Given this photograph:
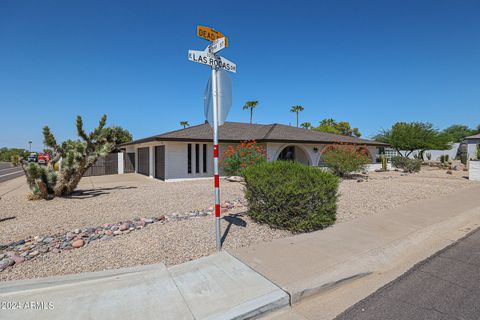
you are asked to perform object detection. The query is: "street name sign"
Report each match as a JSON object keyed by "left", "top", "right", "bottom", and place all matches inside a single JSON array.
[
  {"left": 188, "top": 50, "right": 237, "bottom": 73},
  {"left": 197, "top": 26, "right": 229, "bottom": 47},
  {"left": 208, "top": 37, "right": 226, "bottom": 54}
]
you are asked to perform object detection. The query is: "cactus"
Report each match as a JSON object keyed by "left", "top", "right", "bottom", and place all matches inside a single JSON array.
[
  {"left": 21, "top": 114, "right": 117, "bottom": 199},
  {"left": 380, "top": 154, "right": 388, "bottom": 171},
  {"left": 426, "top": 153, "right": 432, "bottom": 161}
]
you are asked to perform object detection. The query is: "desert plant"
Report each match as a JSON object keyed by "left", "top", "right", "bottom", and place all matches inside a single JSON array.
[
  {"left": 426, "top": 153, "right": 432, "bottom": 160},
  {"left": 445, "top": 154, "right": 450, "bottom": 163},
  {"left": 440, "top": 155, "right": 445, "bottom": 163},
  {"left": 391, "top": 156, "right": 422, "bottom": 173},
  {"left": 21, "top": 114, "right": 120, "bottom": 199},
  {"left": 10, "top": 154, "right": 20, "bottom": 167},
  {"left": 477, "top": 146, "right": 480, "bottom": 160},
  {"left": 242, "top": 161, "right": 339, "bottom": 233},
  {"left": 321, "top": 144, "right": 371, "bottom": 177},
  {"left": 380, "top": 154, "right": 388, "bottom": 171},
  {"left": 220, "top": 141, "right": 267, "bottom": 176}
]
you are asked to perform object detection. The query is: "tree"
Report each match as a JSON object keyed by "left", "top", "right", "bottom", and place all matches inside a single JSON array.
[
  {"left": 313, "top": 118, "right": 362, "bottom": 137},
  {"left": 21, "top": 114, "right": 118, "bottom": 199},
  {"left": 180, "top": 121, "right": 190, "bottom": 129},
  {"left": 243, "top": 101, "right": 259, "bottom": 126},
  {"left": 290, "top": 105, "right": 304, "bottom": 127},
  {"left": 375, "top": 122, "right": 451, "bottom": 158},
  {"left": 0, "top": 148, "right": 29, "bottom": 162},
  {"left": 300, "top": 122, "right": 312, "bottom": 130},
  {"left": 102, "top": 126, "right": 133, "bottom": 144},
  {"left": 442, "top": 124, "right": 479, "bottom": 143}
]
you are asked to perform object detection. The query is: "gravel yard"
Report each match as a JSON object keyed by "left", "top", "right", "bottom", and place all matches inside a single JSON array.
[{"left": 0, "top": 167, "right": 477, "bottom": 281}]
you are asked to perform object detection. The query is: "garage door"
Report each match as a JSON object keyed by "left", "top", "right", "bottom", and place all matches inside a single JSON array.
[
  {"left": 137, "top": 147, "right": 149, "bottom": 176},
  {"left": 155, "top": 146, "right": 165, "bottom": 180},
  {"left": 124, "top": 152, "right": 135, "bottom": 173}
]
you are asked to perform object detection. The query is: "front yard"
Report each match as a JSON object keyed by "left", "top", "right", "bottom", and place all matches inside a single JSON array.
[{"left": 0, "top": 167, "right": 476, "bottom": 281}]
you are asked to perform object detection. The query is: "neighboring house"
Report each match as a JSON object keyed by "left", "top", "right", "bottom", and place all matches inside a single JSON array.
[
  {"left": 465, "top": 133, "right": 480, "bottom": 160},
  {"left": 119, "top": 122, "right": 388, "bottom": 181}
]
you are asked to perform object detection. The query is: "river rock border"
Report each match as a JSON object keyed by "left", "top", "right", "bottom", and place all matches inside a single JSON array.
[{"left": 0, "top": 198, "right": 247, "bottom": 272}]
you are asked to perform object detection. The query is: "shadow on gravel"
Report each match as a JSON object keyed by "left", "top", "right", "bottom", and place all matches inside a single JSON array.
[
  {"left": 66, "top": 186, "right": 137, "bottom": 199},
  {"left": 221, "top": 213, "right": 247, "bottom": 245}
]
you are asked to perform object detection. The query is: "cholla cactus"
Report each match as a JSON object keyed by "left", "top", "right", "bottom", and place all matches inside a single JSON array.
[{"left": 22, "top": 114, "right": 116, "bottom": 199}]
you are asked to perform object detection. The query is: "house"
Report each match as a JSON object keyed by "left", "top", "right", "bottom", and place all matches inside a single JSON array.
[
  {"left": 119, "top": 122, "right": 388, "bottom": 181},
  {"left": 465, "top": 133, "right": 480, "bottom": 160}
]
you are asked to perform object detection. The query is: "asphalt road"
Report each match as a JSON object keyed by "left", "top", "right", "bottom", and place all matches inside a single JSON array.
[
  {"left": 0, "top": 161, "right": 24, "bottom": 183},
  {"left": 336, "top": 228, "right": 480, "bottom": 320}
]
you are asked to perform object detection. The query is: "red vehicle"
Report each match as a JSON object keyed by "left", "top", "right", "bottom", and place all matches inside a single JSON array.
[{"left": 37, "top": 153, "right": 52, "bottom": 165}]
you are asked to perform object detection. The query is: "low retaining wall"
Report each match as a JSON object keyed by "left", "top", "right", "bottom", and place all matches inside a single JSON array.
[{"left": 470, "top": 161, "right": 480, "bottom": 181}]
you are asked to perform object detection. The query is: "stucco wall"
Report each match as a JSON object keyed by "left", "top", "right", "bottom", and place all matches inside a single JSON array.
[
  {"left": 469, "top": 161, "right": 480, "bottom": 181},
  {"left": 165, "top": 142, "right": 213, "bottom": 180}
]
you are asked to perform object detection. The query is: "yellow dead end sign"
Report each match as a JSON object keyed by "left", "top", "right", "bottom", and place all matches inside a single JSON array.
[{"left": 197, "top": 26, "right": 229, "bottom": 47}]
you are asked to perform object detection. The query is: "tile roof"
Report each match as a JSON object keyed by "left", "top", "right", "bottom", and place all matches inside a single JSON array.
[{"left": 120, "top": 122, "right": 387, "bottom": 146}]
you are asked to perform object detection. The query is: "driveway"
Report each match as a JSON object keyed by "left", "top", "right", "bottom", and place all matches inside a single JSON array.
[{"left": 336, "top": 228, "right": 480, "bottom": 320}]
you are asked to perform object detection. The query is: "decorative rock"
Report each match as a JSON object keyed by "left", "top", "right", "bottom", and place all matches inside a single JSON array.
[
  {"left": 34, "top": 236, "right": 44, "bottom": 243},
  {"left": 110, "top": 225, "right": 119, "bottom": 231},
  {"left": 119, "top": 224, "right": 128, "bottom": 231},
  {"left": 65, "top": 232, "right": 75, "bottom": 241},
  {"left": 72, "top": 239, "right": 84, "bottom": 248},
  {"left": 227, "top": 176, "right": 243, "bottom": 182},
  {"left": 142, "top": 218, "right": 154, "bottom": 224},
  {"left": 0, "top": 254, "right": 4, "bottom": 260},
  {"left": 0, "top": 258, "right": 15, "bottom": 269},
  {"left": 20, "top": 251, "right": 29, "bottom": 257},
  {"left": 43, "top": 237, "right": 54, "bottom": 244},
  {"left": 446, "top": 170, "right": 453, "bottom": 175},
  {"left": 113, "top": 230, "right": 121, "bottom": 235},
  {"left": 73, "top": 228, "right": 80, "bottom": 234},
  {"left": 357, "top": 179, "right": 364, "bottom": 183},
  {"left": 29, "top": 250, "right": 39, "bottom": 257},
  {"left": 16, "top": 239, "right": 25, "bottom": 246},
  {"left": 10, "top": 255, "right": 25, "bottom": 264},
  {"left": 105, "top": 230, "right": 113, "bottom": 236}
]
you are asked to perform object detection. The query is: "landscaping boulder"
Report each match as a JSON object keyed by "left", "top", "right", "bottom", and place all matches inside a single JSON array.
[{"left": 227, "top": 176, "right": 243, "bottom": 182}]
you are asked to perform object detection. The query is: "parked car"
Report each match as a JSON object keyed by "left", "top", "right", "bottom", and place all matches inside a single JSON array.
[
  {"left": 37, "top": 153, "right": 51, "bottom": 165},
  {"left": 27, "top": 153, "right": 38, "bottom": 162}
]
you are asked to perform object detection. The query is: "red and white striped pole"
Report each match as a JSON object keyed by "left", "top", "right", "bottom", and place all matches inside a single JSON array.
[{"left": 211, "top": 64, "right": 221, "bottom": 251}]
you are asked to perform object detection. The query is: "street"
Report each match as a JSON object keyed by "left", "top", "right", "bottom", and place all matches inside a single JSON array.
[
  {"left": 336, "top": 228, "right": 480, "bottom": 320},
  {"left": 0, "top": 162, "right": 24, "bottom": 183}
]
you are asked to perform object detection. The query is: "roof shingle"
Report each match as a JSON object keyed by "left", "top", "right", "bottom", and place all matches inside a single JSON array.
[{"left": 121, "top": 122, "right": 387, "bottom": 146}]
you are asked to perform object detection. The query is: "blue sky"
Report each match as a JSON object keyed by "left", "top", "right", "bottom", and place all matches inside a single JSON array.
[{"left": 1, "top": 0, "right": 479, "bottom": 150}]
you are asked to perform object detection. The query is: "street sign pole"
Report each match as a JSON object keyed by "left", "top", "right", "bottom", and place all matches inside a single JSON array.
[
  {"left": 211, "top": 64, "right": 221, "bottom": 252},
  {"left": 189, "top": 27, "right": 235, "bottom": 252}
]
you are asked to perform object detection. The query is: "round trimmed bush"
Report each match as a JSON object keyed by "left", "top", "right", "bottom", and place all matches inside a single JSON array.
[{"left": 241, "top": 161, "right": 340, "bottom": 233}]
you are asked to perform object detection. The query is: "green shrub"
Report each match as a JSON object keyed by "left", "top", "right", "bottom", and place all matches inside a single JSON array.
[
  {"left": 321, "top": 144, "right": 371, "bottom": 177},
  {"left": 242, "top": 161, "right": 339, "bottom": 233},
  {"left": 391, "top": 156, "right": 422, "bottom": 172}
]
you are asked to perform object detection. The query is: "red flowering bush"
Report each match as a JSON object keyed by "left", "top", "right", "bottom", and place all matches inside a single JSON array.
[
  {"left": 220, "top": 140, "right": 267, "bottom": 176},
  {"left": 321, "top": 144, "right": 371, "bottom": 177}
]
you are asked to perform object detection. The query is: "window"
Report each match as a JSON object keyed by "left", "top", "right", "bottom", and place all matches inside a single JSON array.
[
  {"left": 187, "top": 144, "right": 192, "bottom": 173},
  {"left": 203, "top": 144, "right": 207, "bottom": 173},
  {"left": 195, "top": 144, "right": 200, "bottom": 173}
]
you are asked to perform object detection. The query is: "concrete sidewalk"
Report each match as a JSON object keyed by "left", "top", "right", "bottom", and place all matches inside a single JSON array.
[
  {"left": 0, "top": 252, "right": 288, "bottom": 320},
  {"left": 232, "top": 184, "right": 480, "bottom": 317}
]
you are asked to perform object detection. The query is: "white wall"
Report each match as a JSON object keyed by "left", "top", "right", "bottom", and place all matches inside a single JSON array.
[
  {"left": 469, "top": 161, "right": 480, "bottom": 181},
  {"left": 165, "top": 142, "right": 213, "bottom": 180},
  {"left": 467, "top": 141, "right": 479, "bottom": 160}
]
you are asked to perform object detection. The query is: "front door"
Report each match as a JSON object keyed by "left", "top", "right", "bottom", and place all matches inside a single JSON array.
[{"left": 155, "top": 146, "right": 165, "bottom": 180}]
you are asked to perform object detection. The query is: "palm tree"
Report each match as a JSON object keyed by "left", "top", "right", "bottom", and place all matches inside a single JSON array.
[
  {"left": 290, "top": 105, "right": 304, "bottom": 127},
  {"left": 243, "top": 101, "right": 259, "bottom": 126},
  {"left": 300, "top": 122, "right": 311, "bottom": 130},
  {"left": 180, "top": 121, "right": 190, "bottom": 129}
]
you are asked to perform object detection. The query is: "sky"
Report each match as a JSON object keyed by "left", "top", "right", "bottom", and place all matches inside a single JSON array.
[{"left": 1, "top": 0, "right": 479, "bottom": 150}]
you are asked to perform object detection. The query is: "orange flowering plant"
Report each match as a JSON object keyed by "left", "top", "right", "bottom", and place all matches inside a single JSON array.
[
  {"left": 321, "top": 144, "right": 371, "bottom": 177},
  {"left": 220, "top": 140, "right": 267, "bottom": 176}
]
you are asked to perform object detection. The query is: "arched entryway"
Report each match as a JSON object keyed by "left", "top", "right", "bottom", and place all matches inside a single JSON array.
[{"left": 276, "top": 145, "right": 311, "bottom": 165}]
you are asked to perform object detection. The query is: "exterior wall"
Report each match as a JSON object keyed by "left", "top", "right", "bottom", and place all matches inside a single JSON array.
[
  {"left": 165, "top": 141, "right": 213, "bottom": 180},
  {"left": 406, "top": 143, "right": 460, "bottom": 161},
  {"left": 126, "top": 140, "right": 382, "bottom": 180},
  {"left": 466, "top": 139, "right": 479, "bottom": 160},
  {"left": 469, "top": 161, "right": 480, "bottom": 181}
]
